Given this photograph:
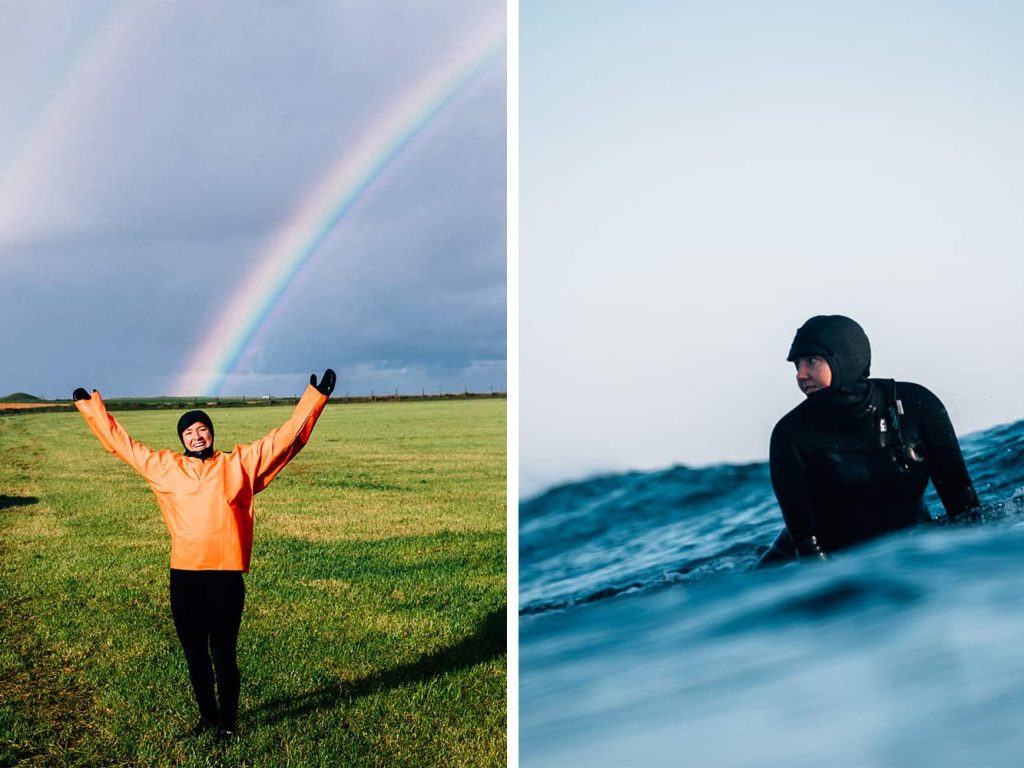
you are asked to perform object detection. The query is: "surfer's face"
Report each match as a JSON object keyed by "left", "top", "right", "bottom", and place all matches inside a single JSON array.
[
  {"left": 794, "top": 356, "right": 832, "bottom": 396},
  {"left": 182, "top": 422, "right": 213, "bottom": 452}
]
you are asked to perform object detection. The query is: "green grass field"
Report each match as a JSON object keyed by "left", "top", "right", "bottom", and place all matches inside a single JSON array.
[{"left": 0, "top": 399, "right": 506, "bottom": 768}]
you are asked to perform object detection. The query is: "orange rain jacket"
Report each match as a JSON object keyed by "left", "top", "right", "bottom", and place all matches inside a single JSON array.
[{"left": 75, "top": 386, "right": 328, "bottom": 572}]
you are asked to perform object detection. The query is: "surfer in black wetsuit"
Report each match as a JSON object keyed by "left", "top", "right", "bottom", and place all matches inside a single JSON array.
[{"left": 763, "top": 315, "right": 979, "bottom": 562}]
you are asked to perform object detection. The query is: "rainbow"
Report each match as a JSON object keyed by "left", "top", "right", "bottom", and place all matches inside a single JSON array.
[{"left": 173, "top": 15, "right": 505, "bottom": 396}]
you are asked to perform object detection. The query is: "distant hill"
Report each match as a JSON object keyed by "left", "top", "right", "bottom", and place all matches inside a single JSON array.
[{"left": 0, "top": 392, "right": 44, "bottom": 403}]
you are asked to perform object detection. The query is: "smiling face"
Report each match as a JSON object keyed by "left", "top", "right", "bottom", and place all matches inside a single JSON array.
[
  {"left": 794, "top": 355, "right": 833, "bottom": 396},
  {"left": 181, "top": 422, "right": 214, "bottom": 452}
]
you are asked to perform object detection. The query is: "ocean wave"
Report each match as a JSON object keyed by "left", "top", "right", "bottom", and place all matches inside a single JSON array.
[{"left": 519, "top": 419, "right": 1024, "bottom": 616}]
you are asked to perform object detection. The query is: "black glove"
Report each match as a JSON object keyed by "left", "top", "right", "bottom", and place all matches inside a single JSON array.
[
  {"left": 310, "top": 368, "right": 336, "bottom": 396},
  {"left": 73, "top": 388, "right": 91, "bottom": 401},
  {"left": 797, "top": 535, "right": 829, "bottom": 561}
]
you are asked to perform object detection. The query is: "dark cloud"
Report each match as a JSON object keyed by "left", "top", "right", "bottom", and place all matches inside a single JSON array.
[{"left": 0, "top": 1, "right": 505, "bottom": 398}]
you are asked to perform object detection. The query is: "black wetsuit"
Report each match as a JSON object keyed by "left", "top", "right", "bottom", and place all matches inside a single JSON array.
[
  {"left": 769, "top": 378, "right": 978, "bottom": 557},
  {"left": 765, "top": 314, "right": 979, "bottom": 561}
]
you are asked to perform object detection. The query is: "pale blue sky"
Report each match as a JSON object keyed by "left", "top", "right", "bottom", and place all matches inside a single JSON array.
[{"left": 521, "top": 1, "right": 1024, "bottom": 496}]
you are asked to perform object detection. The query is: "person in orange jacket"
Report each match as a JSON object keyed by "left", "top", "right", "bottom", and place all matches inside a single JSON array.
[{"left": 72, "top": 369, "right": 336, "bottom": 739}]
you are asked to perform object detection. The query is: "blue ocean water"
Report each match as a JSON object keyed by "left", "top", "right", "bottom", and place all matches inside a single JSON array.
[{"left": 519, "top": 421, "right": 1024, "bottom": 767}]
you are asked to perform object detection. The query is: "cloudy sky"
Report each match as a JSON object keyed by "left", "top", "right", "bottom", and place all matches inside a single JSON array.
[
  {"left": 521, "top": 1, "right": 1024, "bottom": 497},
  {"left": 0, "top": 1, "right": 505, "bottom": 399}
]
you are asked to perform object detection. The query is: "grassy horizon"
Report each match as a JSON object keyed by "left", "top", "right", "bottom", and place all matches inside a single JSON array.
[
  {"left": 1, "top": 392, "right": 507, "bottom": 404},
  {"left": 0, "top": 399, "right": 506, "bottom": 767}
]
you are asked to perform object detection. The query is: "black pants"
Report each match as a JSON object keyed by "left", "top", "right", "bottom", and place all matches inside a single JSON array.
[{"left": 169, "top": 569, "right": 245, "bottom": 729}]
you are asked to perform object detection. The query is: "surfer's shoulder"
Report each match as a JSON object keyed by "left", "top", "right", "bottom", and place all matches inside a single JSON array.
[
  {"left": 772, "top": 400, "right": 811, "bottom": 439},
  {"left": 893, "top": 380, "right": 944, "bottom": 410}
]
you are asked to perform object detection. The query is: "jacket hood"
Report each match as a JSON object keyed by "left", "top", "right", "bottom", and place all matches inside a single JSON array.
[{"left": 786, "top": 315, "right": 871, "bottom": 390}]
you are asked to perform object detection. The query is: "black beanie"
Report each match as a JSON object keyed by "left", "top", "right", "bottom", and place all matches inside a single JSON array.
[
  {"left": 786, "top": 315, "right": 871, "bottom": 390},
  {"left": 177, "top": 410, "right": 215, "bottom": 446}
]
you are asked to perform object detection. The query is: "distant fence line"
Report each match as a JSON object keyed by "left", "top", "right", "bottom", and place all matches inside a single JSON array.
[{"left": 0, "top": 391, "right": 507, "bottom": 416}]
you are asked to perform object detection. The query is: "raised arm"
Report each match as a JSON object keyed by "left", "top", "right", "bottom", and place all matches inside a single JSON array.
[
  {"left": 73, "top": 387, "right": 156, "bottom": 475},
  {"left": 239, "top": 369, "right": 334, "bottom": 492}
]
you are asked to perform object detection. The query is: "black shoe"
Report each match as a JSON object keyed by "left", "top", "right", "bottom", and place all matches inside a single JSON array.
[
  {"left": 190, "top": 717, "right": 218, "bottom": 736},
  {"left": 216, "top": 726, "right": 238, "bottom": 741}
]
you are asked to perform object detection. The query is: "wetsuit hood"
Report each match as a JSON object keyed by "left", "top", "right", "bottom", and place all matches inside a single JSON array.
[
  {"left": 177, "top": 410, "right": 215, "bottom": 459},
  {"left": 787, "top": 315, "right": 871, "bottom": 391}
]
